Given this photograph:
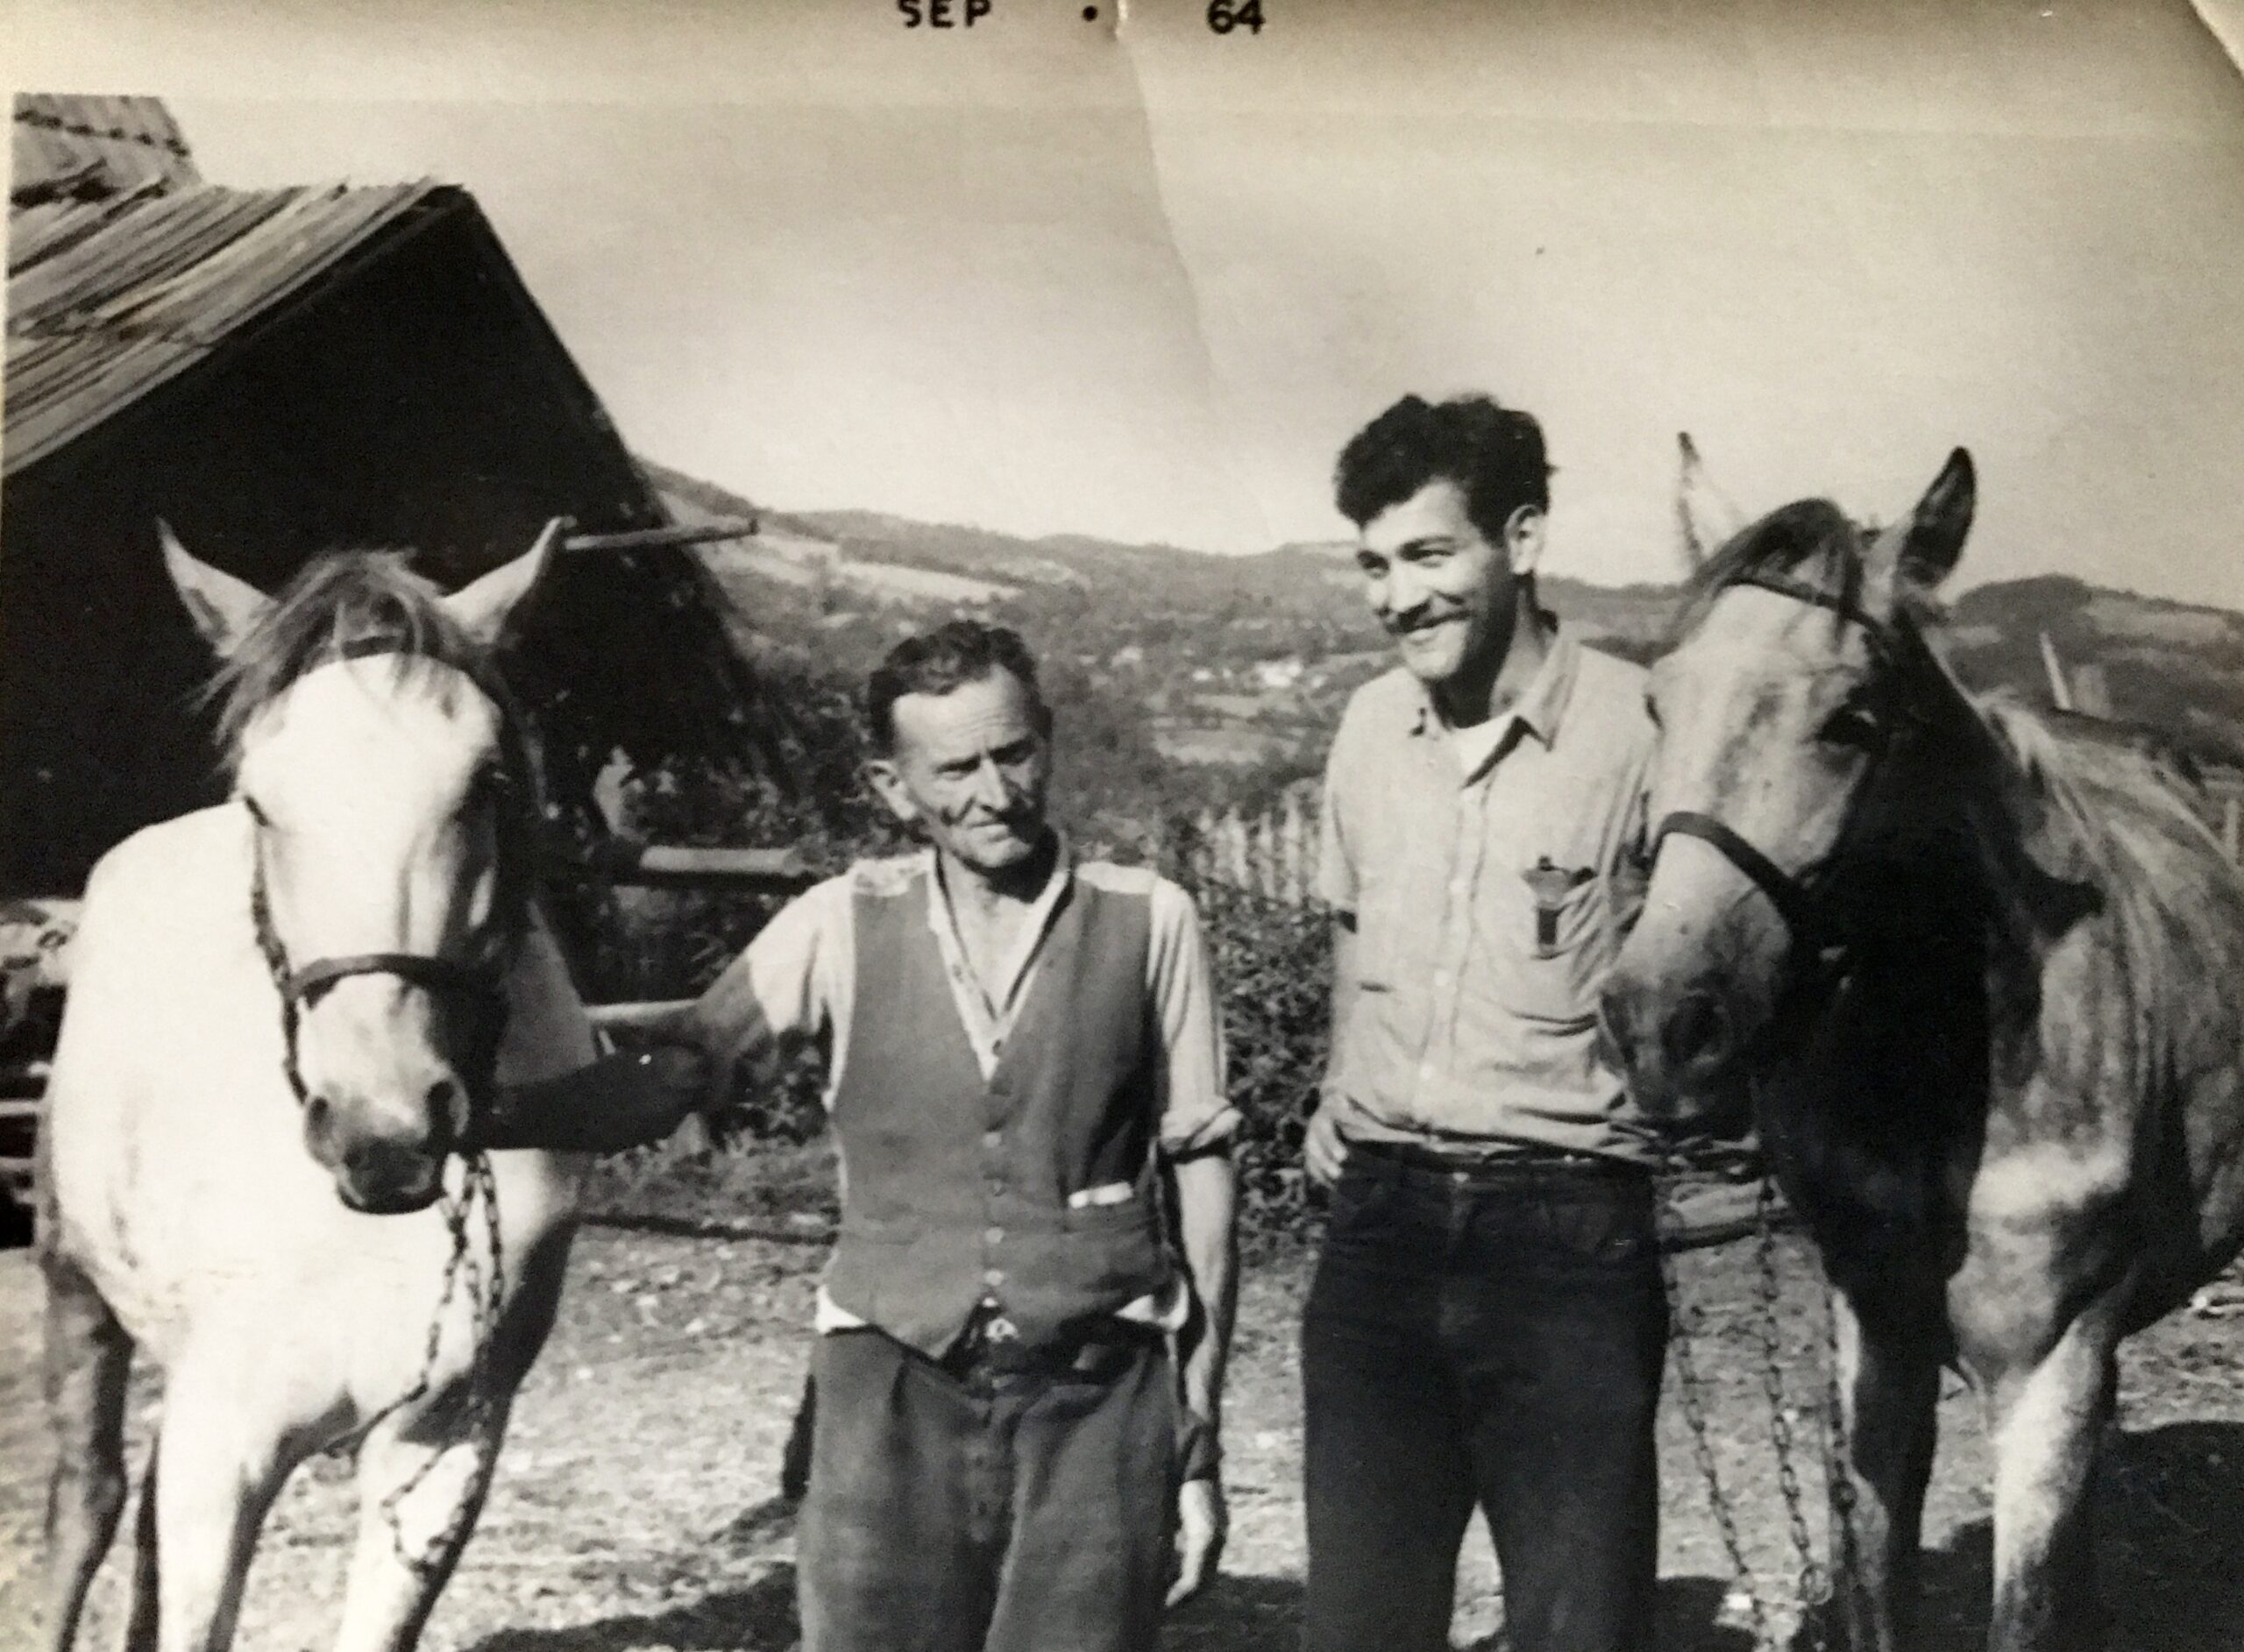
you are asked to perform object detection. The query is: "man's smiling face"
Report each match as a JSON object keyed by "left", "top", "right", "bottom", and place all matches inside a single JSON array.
[{"left": 1356, "top": 478, "right": 1532, "bottom": 702}]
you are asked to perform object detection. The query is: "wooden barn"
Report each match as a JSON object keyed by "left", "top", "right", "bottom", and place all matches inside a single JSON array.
[{"left": 2, "top": 95, "right": 773, "bottom": 900}]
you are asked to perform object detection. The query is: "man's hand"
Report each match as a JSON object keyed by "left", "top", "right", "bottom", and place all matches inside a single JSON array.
[
  {"left": 1304, "top": 1088, "right": 1365, "bottom": 1188},
  {"left": 640, "top": 1043, "right": 714, "bottom": 1134},
  {"left": 472, "top": 1043, "right": 713, "bottom": 1155},
  {"left": 1168, "top": 1477, "right": 1226, "bottom": 1606}
]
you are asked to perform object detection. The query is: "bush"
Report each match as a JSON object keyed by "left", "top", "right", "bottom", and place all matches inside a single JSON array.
[{"left": 1181, "top": 876, "right": 1331, "bottom": 1237}]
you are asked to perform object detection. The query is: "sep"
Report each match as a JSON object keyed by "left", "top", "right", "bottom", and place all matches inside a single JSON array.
[{"left": 898, "top": 0, "right": 991, "bottom": 23}]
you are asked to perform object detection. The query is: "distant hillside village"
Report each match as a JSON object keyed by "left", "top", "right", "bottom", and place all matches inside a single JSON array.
[{"left": 649, "top": 460, "right": 2244, "bottom": 845}]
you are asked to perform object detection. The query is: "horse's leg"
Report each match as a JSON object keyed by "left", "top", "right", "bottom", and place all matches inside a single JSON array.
[
  {"left": 1983, "top": 1303, "right": 2120, "bottom": 1652},
  {"left": 150, "top": 1355, "right": 302, "bottom": 1652},
  {"left": 330, "top": 1400, "right": 511, "bottom": 1652},
  {"left": 124, "top": 1447, "right": 160, "bottom": 1652},
  {"left": 1824, "top": 1284, "right": 1942, "bottom": 1652},
  {"left": 38, "top": 1249, "right": 133, "bottom": 1652}
]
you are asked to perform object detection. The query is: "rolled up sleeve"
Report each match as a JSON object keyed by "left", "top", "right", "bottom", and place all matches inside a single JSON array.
[
  {"left": 677, "top": 875, "right": 848, "bottom": 1097},
  {"left": 1147, "top": 878, "right": 1239, "bottom": 1157}
]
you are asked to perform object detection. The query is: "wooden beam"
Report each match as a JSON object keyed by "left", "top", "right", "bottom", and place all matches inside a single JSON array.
[
  {"left": 565, "top": 839, "right": 815, "bottom": 891},
  {"left": 562, "top": 519, "right": 756, "bottom": 555},
  {"left": 587, "top": 999, "right": 696, "bottom": 1030}
]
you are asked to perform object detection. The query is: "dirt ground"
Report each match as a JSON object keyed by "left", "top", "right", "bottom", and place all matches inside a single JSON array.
[{"left": 6, "top": 1199, "right": 2244, "bottom": 1652}]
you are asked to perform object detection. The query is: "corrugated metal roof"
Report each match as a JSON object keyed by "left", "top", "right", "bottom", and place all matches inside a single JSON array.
[
  {"left": 11, "top": 95, "right": 199, "bottom": 204},
  {"left": 4, "top": 180, "right": 442, "bottom": 476}
]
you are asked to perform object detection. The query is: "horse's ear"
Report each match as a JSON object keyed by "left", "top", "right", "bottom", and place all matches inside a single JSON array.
[
  {"left": 443, "top": 517, "right": 565, "bottom": 646},
  {"left": 159, "top": 521, "right": 272, "bottom": 657},
  {"left": 1902, "top": 448, "right": 1975, "bottom": 588},
  {"left": 1675, "top": 432, "right": 1743, "bottom": 571},
  {"left": 1867, "top": 448, "right": 1975, "bottom": 608}
]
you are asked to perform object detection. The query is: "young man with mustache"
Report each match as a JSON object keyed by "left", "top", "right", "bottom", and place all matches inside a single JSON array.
[
  {"left": 660, "top": 620, "right": 1239, "bottom": 1652},
  {"left": 1301, "top": 395, "right": 1665, "bottom": 1652}
]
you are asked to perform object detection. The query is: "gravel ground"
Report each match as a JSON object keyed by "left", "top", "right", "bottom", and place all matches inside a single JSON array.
[{"left": 6, "top": 1208, "right": 2244, "bottom": 1650}]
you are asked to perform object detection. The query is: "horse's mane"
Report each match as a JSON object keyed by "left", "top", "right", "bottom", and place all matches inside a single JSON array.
[
  {"left": 207, "top": 553, "right": 513, "bottom": 771},
  {"left": 1971, "top": 691, "right": 2234, "bottom": 932}
]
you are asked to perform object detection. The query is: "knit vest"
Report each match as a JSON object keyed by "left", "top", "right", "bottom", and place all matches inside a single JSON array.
[{"left": 823, "top": 866, "right": 1171, "bottom": 1356}]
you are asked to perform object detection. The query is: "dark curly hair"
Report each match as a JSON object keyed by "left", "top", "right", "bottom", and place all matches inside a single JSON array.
[
  {"left": 863, "top": 618, "right": 1052, "bottom": 756},
  {"left": 1334, "top": 394, "right": 1552, "bottom": 542}
]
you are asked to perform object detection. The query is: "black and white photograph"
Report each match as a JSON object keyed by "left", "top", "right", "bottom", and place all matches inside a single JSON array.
[{"left": 6, "top": 4, "right": 2244, "bottom": 1649}]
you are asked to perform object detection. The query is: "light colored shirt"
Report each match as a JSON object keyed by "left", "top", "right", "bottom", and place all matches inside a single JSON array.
[
  {"left": 1317, "top": 626, "right": 1658, "bottom": 1162},
  {"left": 685, "top": 838, "right": 1239, "bottom": 1329}
]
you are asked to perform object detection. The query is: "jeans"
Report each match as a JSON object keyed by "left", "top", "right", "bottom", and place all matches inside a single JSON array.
[
  {"left": 799, "top": 1324, "right": 1178, "bottom": 1652},
  {"left": 1301, "top": 1144, "right": 1669, "bottom": 1652}
]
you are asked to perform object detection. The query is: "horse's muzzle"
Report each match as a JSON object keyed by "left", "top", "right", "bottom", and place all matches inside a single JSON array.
[
  {"left": 333, "top": 1138, "right": 448, "bottom": 1215},
  {"left": 306, "top": 1083, "right": 461, "bottom": 1215},
  {"left": 1600, "top": 969, "right": 1740, "bottom": 1118}
]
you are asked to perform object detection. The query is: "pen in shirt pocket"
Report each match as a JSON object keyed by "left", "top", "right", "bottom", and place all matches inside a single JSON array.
[{"left": 1523, "top": 856, "right": 1594, "bottom": 955}]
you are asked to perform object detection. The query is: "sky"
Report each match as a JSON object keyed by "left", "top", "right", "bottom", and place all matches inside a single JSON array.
[{"left": 11, "top": 0, "right": 2244, "bottom": 604}]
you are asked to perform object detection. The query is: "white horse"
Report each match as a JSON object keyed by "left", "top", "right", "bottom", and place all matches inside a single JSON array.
[{"left": 37, "top": 524, "right": 595, "bottom": 1652}]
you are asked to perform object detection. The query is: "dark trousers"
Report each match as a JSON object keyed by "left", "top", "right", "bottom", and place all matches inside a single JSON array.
[
  {"left": 800, "top": 1324, "right": 1179, "bottom": 1652},
  {"left": 1301, "top": 1145, "right": 1670, "bottom": 1652}
]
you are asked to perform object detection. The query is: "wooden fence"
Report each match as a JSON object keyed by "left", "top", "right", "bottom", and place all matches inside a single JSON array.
[
  {"left": 1180, "top": 769, "right": 2244, "bottom": 910},
  {"left": 1171, "top": 785, "right": 1323, "bottom": 908},
  {"left": 0, "top": 840, "right": 813, "bottom": 1202}
]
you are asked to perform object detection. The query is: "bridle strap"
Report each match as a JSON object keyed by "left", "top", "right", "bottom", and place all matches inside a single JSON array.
[
  {"left": 1650, "top": 570, "right": 1919, "bottom": 947},
  {"left": 1727, "top": 569, "right": 1899, "bottom": 670},
  {"left": 1655, "top": 811, "right": 1822, "bottom": 941},
  {"left": 284, "top": 951, "right": 498, "bottom": 1005},
  {"left": 243, "top": 636, "right": 524, "bottom": 1110}
]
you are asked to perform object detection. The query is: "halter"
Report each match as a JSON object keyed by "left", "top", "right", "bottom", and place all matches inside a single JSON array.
[
  {"left": 245, "top": 639, "right": 522, "bottom": 1117},
  {"left": 1651, "top": 568, "right": 1923, "bottom": 955}
]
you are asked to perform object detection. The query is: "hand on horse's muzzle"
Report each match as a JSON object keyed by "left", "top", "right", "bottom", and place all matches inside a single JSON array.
[{"left": 467, "top": 1046, "right": 714, "bottom": 1155}]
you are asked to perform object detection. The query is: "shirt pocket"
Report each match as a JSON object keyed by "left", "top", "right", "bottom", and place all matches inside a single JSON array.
[{"left": 1505, "top": 853, "right": 1603, "bottom": 1026}]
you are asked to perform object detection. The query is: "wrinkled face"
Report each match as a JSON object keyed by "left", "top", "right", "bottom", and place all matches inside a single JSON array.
[
  {"left": 1357, "top": 479, "right": 1537, "bottom": 702},
  {"left": 870, "top": 668, "right": 1053, "bottom": 878},
  {"left": 238, "top": 658, "right": 514, "bottom": 1213},
  {"left": 1602, "top": 581, "right": 1891, "bottom": 1106}
]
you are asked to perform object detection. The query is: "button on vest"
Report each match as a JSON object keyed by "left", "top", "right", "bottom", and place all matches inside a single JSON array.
[{"left": 823, "top": 870, "right": 1170, "bottom": 1356}]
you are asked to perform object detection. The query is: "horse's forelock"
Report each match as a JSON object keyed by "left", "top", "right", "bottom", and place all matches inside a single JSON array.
[
  {"left": 207, "top": 553, "right": 492, "bottom": 769},
  {"left": 1670, "top": 500, "right": 1862, "bottom": 644},
  {"left": 1668, "top": 496, "right": 1956, "bottom": 658},
  {"left": 208, "top": 549, "right": 544, "bottom": 966}
]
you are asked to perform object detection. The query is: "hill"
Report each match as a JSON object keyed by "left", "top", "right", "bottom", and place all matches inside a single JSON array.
[{"left": 640, "top": 459, "right": 2244, "bottom": 837}]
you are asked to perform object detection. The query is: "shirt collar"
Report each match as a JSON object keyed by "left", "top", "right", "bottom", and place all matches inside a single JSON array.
[
  {"left": 920, "top": 830, "right": 1074, "bottom": 1020},
  {"left": 1404, "top": 619, "right": 1581, "bottom": 750}
]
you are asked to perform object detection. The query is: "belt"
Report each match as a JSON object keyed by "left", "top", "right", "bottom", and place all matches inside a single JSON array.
[
  {"left": 937, "top": 1307, "right": 1163, "bottom": 1382},
  {"left": 1353, "top": 1136, "right": 1648, "bottom": 1181}
]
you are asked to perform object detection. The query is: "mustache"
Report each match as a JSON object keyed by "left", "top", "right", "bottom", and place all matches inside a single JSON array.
[{"left": 1388, "top": 608, "right": 1459, "bottom": 634}]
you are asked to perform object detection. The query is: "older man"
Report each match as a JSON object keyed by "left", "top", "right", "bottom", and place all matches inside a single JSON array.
[
  {"left": 664, "top": 620, "right": 1238, "bottom": 1652},
  {"left": 1302, "top": 395, "right": 1665, "bottom": 1652}
]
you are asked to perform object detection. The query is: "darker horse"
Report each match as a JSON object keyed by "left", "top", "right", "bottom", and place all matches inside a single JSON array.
[{"left": 1601, "top": 448, "right": 2244, "bottom": 1652}]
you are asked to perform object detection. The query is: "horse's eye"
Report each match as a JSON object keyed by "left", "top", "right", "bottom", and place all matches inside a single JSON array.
[{"left": 1818, "top": 701, "right": 1883, "bottom": 749}]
